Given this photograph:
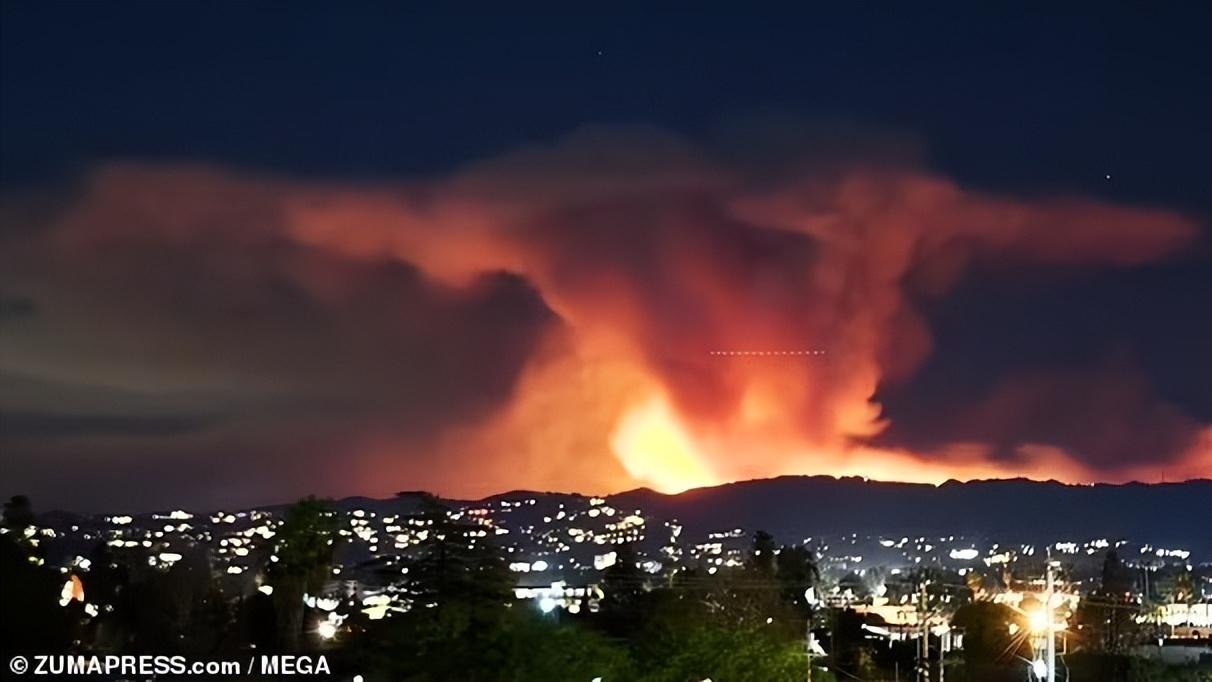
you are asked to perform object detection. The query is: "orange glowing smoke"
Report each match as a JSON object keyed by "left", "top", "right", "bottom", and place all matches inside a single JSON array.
[
  {"left": 22, "top": 127, "right": 1208, "bottom": 498},
  {"left": 280, "top": 128, "right": 1204, "bottom": 495}
]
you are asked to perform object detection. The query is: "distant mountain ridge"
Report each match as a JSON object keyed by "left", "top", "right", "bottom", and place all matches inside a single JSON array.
[
  {"left": 603, "top": 476, "right": 1212, "bottom": 557},
  {"left": 36, "top": 476, "right": 1212, "bottom": 560}
]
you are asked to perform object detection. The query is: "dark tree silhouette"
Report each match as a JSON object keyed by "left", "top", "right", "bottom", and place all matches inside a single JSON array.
[
  {"left": 268, "top": 497, "right": 337, "bottom": 652},
  {"left": 747, "top": 530, "right": 777, "bottom": 577},
  {"left": 600, "top": 541, "right": 643, "bottom": 622},
  {"left": 1074, "top": 550, "right": 1140, "bottom": 657},
  {"left": 0, "top": 496, "right": 72, "bottom": 657},
  {"left": 950, "top": 601, "right": 1031, "bottom": 682},
  {"left": 775, "top": 544, "right": 819, "bottom": 613},
  {"left": 403, "top": 494, "right": 510, "bottom": 609},
  {"left": 2, "top": 495, "right": 35, "bottom": 530}
]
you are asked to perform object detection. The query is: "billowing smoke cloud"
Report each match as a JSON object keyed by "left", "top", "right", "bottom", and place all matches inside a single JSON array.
[
  {"left": 878, "top": 359, "right": 1212, "bottom": 472},
  {"left": 1, "top": 126, "right": 1207, "bottom": 508}
]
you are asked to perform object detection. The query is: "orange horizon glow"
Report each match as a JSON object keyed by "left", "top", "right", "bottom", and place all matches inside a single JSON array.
[{"left": 22, "top": 129, "right": 1211, "bottom": 500}]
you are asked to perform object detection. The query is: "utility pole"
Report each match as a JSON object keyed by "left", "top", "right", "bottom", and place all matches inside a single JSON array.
[
  {"left": 937, "top": 622, "right": 946, "bottom": 682},
  {"left": 1045, "top": 558, "right": 1056, "bottom": 682},
  {"left": 1143, "top": 562, "right": 1150, "bottom": 604},
  {"left": 805, "top": 600, "right": 824, "bottom": 682},
  {"left": 917, "top": 580, "right": 930, "bottom": 682},
  {"left": 806, "top": 617, "right": 813, "bottom": 682}
]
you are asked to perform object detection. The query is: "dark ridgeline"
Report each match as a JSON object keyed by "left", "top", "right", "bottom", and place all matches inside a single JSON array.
[{"left": 608, "top": 476, "right": 1212, "bottom": 557}]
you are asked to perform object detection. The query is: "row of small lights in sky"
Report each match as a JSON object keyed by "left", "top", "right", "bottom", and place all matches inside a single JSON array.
[{"left": 708, "top": 350, "right": 826, "bottom": 356}]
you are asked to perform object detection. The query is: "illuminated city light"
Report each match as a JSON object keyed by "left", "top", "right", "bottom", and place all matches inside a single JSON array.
[{"left": 317, "top": 620, "right": 337, "bottom": 640}]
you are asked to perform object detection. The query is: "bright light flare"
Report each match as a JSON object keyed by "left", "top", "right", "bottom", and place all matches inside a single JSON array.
[
  {"left": 610, "top": 395, "right": 715, "bottom": 493},
  {"left": 1028, "top": 609, "right": 1048, "bottom": 633},
  {"left": 316, "top": 620, "right": 337, "bottom": 640}
]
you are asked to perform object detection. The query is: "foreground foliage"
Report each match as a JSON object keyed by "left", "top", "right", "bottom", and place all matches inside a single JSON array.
[{"left": 3, "top": 495, "right": 1208, "bottom": 682}]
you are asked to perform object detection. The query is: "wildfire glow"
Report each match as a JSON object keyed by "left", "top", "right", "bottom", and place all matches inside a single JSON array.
[
  {"left": 610, "top": 394, "right": 716, "bottom": 493},
  {"left": 13, "top": 127, "right": 1209, "bottom": 501}
]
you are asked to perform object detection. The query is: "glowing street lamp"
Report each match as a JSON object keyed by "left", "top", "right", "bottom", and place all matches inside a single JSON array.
[
  {"left": 316, "top": 620, "right": 337, "bottom": 640},
  {"left": 1028, "top": 608, "right": 1049, "bottom": 633}
]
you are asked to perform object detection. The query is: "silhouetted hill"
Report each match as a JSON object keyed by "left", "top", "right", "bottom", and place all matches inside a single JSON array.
[
  {"left": 608, "top": 476, "right": 1212, "bottom": 555},
  {"left": 34, "top": 476, "right": 1210, "bottom": 561}
]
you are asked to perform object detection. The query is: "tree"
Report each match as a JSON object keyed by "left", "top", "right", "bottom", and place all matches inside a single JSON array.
[
  {"left": 951, "top": 601, "right": 1032, "bottom": 682},
  {"left": 403, "top": 494, "right": 510, "bottom": 610},
  {"left": 241, "top": 590, "right": 277, "bottom": 651},
  {"left": 341, "top": 499, "right": 629, "bottom": 682},
  {"left": 747, "top": 530, "right": 777, "bottom": 577},
  {"left": 1101, "top": 550, "right": 1133, "bottom": 595},
  {"left": 267, "top": 497, "right": 337, "bottom": 652},
  {"left": 79, "top": 541, "right": 132, "bottom": 653},
  {"left": 346, "top": 602, "right": 633, "bottom": 682},
  {"left": 1064, "top": 650, "right": 1212, "bottom": 682},
  {"left": 776, "top": 544, "right": 819, "bottom": 614},
  {"left": 599, "top": 541, "right": 645, "bottom": 635},
  {"left": 2, "top": 495, "right": 35, "bottom": 531},
  {"left": 825, "top": 608, "right": 885, "bottom": 680},
  {"left": 0, "top": 496, "right": 72, "bottom": 658},
  {"left": 1074, "top": 551, "right": 1139, "bottom": 656},
  {"left": 636, "top": 621, "right": 807, "bottom": 682},
  {"left": 339, "top": 494, "right": 518, "bottom": 679},
  {"left": 497, "top": 612, "right": 634, "bottom": 682},
  {"left": 111, "top": 546, "right": 226, "bottom": 653},
  {"left": 1170, "top": 567, "right": 1195, "bottom": 604},
  {"left": 691, "top": 529, "right": 787, "bottom": 626}
]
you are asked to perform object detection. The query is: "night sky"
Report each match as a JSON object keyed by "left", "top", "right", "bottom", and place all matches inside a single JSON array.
[{"left": 2, "top": 4, "right": 1210, "bottom": 511}]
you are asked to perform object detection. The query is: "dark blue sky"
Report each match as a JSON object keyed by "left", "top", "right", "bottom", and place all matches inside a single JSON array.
[
  {"left": 4, "top": 4, "right": 1209, "bottom": 202},
  {"left": 2, "top": 3, "right": 1210, "bottom": 508}
]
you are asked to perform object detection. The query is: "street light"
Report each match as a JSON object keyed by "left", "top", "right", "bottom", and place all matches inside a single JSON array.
[
  {"left": 317, "top": 620, "right": 337, "bottom": 640},
  {"left": 1028, "top": 608, "right": 1049, "bottom": 633}
]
